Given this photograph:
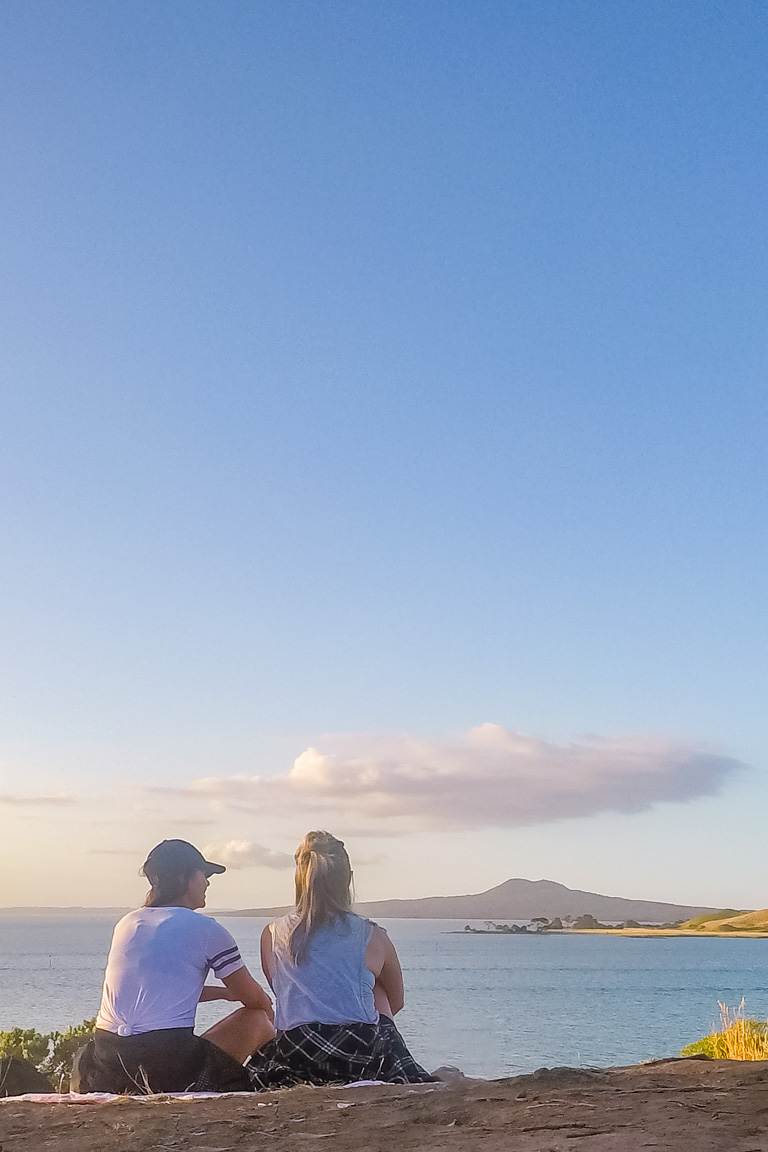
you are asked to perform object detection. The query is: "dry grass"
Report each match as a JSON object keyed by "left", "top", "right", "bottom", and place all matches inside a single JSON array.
[
  {"left": 682, "top": 999, "right": 768, "bottom": 1060},
  {"left": 688, "top": 908, "right": 768, "bottom": 933}
]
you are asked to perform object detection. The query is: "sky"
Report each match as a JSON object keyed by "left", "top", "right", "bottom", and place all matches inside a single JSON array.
[{"left": 1, "top": 1, "right": 767, "bottom": 911}]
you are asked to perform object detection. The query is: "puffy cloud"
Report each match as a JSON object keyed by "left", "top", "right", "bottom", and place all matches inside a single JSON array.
[
  {"left": 202, "top": 840, "right": 294, "bottom": 870},
  {"left": 0, "top": 793, "right": 75, "bottom": 806},
  {"left": 178, "top": 724, "right": 743, "bottom": 834}
]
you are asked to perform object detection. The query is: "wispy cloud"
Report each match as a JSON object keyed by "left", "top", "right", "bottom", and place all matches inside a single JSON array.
[
  {"left": 89, "top": 848, "right": 138, "bottom": 856},
  {"left": 172, "top": 724, "right": 743, "bottom": 834},
  {"left": 202, "top": 840, "right": 294, "bottom": 870},
  {"left": 0, "top": 793, "right": 75, "bottom": 807}
]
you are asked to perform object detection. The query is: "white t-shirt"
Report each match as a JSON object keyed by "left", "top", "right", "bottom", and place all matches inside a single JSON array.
[{"left": 96, "top": 906, "right": 244, "bottom": 1036}]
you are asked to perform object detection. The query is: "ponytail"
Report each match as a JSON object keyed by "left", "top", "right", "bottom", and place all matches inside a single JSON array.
[
  {"left": 142, "top": 868, "right": 192, "bottom": 908},
  {"left": 289, "top": 831, "right": 352, "bottom": 963}
]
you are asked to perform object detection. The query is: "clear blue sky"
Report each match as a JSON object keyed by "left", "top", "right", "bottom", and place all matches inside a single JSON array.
[{"left": 2, "top": 1, "right": 766, "bottom": 908}]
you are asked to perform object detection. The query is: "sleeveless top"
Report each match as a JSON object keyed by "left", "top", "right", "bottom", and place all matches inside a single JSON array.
[{"left": 268, "top": 911, "right": 379, "bottom": 1031}]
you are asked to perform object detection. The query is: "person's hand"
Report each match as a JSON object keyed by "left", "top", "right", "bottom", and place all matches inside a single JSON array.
[
  {"left": 224, "top": 984, "right": 274, "bottom": 1020},
  {"left": 253, "top": 985, "right": 275, "bottom": 1022}
]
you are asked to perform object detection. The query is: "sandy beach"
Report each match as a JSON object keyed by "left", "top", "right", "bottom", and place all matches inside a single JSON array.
[{"left": 3, "top": 1058, "right": 768, "bottom": 1151}]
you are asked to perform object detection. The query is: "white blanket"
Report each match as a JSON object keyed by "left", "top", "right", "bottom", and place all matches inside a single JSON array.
[{"left": 0, "top": 1080, "right": 392, "bottom": 1104}]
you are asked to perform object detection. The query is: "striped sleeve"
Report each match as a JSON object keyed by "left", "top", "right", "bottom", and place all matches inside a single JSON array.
[{"left": 205, "top": 921, "right": 244, "bottom": 980}]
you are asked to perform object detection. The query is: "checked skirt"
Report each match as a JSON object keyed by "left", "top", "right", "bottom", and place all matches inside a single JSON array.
[{"left": 247, "top": 1016, "right": 435, "bottom": 1091}]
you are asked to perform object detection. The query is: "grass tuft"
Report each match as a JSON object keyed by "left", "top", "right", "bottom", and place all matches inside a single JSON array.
[{"left": 682, "top": 1000, "right": 768, "bottom": 1060}]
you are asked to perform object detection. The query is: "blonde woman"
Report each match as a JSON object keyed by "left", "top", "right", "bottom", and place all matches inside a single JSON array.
[{"left": 248, "top": 831, "right": 433, "bottom": 1089}]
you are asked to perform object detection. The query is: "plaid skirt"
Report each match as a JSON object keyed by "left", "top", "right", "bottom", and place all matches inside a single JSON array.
[{"left": 247, "top": 1016, "right": 434, "bottom": 1091}]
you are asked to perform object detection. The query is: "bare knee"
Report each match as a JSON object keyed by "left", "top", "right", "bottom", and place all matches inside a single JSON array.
[
  {"left": 203, "top": 1006, "right": 275, "bottom": 1064},
  {"left": 241, "top": 1007, "right": 275, "bottom": 1050}
]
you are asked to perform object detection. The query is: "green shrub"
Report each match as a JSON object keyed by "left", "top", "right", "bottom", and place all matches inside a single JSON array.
[
  {"left": 0, "top": 1019, "right": 96, "bottom": 1089},
  {"left": 48, "top": 1019, "right": 96, "bottom": 1085},
  {"left": 0, "top": 1027, "right": 50, "bottom": 1069}
]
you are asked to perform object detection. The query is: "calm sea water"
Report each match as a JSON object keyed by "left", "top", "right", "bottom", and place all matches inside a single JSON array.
[{"left": 2, "top": 914, "right": 768, "bottom": 1078}]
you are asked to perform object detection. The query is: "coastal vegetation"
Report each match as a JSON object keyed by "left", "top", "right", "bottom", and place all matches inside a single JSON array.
[
  {"left": 462, "top": 914, "right": 686, "bottom": 933},
  {"left": 460, "top": 908, "right": 768, "bottom": 937},
  {"left": 679, "top": 909, "right": 768, "bottom": 933},
  {"left": 681, "top": 1001, "right": 768, "bottom": 1060},
  {"left": 679, "top": 910, "right": 742, "bottom": 929},
  {"left": 0, "top": 1019, "right": 94, "bottom": 1089}
]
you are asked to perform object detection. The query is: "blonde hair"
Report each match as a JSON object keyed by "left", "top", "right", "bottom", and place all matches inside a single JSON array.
[{"left": 289, "top": 831, "right": 353, "bottom": 963}]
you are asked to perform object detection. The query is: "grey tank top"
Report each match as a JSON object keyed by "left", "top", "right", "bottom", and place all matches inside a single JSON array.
[{"left": 269, "top": 911, "right": 379, "bottom": 1031}]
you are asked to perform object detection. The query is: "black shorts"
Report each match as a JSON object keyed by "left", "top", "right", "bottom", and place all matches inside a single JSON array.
[{"left": 71, "top": 1028, "right": 253, "bottom": 1095}]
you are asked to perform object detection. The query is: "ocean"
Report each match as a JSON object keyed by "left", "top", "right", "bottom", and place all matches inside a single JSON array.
[{"left": 2, "top": 914, "right": 767, "bottom": 1078}]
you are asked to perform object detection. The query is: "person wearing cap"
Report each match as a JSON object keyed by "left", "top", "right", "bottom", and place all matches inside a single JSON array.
[{"left": 71, "top": 839, "right": 274, "bottom": 1094}]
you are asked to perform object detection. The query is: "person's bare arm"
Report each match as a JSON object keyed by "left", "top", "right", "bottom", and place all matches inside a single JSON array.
[
  {"left": 378, "top": 934, "right": 405, "bottom": 1015},
  {"left": 367, "top": 926, "right": 405, "bottom": 1016},
  {"left": 260, "top": 925, "right": 275, "bottom": 992},
  {"left": 199, "top": 985, "right": 234, "bottom": 1003},
  {"left": 221, "top": 965, "right": 274, "bottom": 1021}
]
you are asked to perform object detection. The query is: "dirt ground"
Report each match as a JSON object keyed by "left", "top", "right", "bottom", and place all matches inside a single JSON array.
[{"left": 2, "top": 1057, "right": 768, "bottom": 1151}]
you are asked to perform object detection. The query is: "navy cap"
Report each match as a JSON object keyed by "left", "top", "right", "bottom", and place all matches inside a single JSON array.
[{"left": 142, "top": 839, "right": 226, "bottom": 880}]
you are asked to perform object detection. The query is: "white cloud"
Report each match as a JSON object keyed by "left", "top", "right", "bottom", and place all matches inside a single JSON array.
[
  {"left": 202, "top": 840, "right": 294, "bottom": 870},
  {"left": 176, "top": 724, "right": 743, "bottom": 834}
]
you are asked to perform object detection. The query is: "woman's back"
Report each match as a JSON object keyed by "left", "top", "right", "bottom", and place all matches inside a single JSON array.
[
  {"left": 268, "top": 911, "right": 378, "bottom": 1031},
  {"left": 249, "top": 832, "right": 431, "bottom": 1091}
]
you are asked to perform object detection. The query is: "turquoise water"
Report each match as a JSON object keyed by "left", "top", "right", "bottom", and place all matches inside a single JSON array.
[{"left": 2, "top": 914, "right": 767, "bottom": 1077}]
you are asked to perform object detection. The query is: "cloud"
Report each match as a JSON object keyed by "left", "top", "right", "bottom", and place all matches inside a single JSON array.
[
  {"left": 89, "top": 848, "right": 138, "bottom": 856},
  {"left": 178, "top": 724, "right": 743, "bottom": 834},
  {"left": 351, "top": 851, "right": 389, "bottom": 867},
  {"left": 0, "top": 793, "right": 75, "bottom": 807},
  {"left": 202, "top": 840, "right": 294, "bottom": 870}
]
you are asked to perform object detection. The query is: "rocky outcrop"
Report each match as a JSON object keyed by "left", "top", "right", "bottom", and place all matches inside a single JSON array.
[
  {"left": 0, "top": 1057, "right": 53, "bottom": 1096},
  {"left": 2, "top": 1056, "right": 768, "bottom": 1149}
]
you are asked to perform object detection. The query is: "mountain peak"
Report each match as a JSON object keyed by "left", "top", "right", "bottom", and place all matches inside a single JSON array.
[{"left": 488, "top": 878, "right": 568, "bottom": 893}]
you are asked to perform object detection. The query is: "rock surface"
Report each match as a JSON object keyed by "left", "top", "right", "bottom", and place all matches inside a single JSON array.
[{"left": 2, "top": 1057, "right": 767, "bottom": 1150}]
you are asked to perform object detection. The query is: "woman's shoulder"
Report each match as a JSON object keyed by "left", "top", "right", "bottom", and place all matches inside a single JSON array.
[
  {"left": 267, "top": 911, "right": 299, "bottom": 944},
  {"left": 348, "top": 912, "right": 384, "bottom": 930},
  {"left": 270, "top": 911, "right": 299, "bottom": 930},
  {"left": 345, "top": 912, "right": 385, "bottom": 941}
]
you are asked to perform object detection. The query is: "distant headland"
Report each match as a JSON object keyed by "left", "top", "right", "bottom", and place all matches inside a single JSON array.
[
  {"left": 4, "top": 879, "right": 763, "bottom": 936},
  {"left": 230, "top": 877, "right": 741, "bottom": 924}
]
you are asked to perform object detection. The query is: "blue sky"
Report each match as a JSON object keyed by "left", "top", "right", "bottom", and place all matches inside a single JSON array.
[{"left": 1, "top": 1, "right": 766, "bottom": 908}]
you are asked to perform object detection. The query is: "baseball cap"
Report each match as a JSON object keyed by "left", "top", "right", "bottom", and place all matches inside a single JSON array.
[{"left": 142, "top": 839, "right": 226, "bottom": 880}]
